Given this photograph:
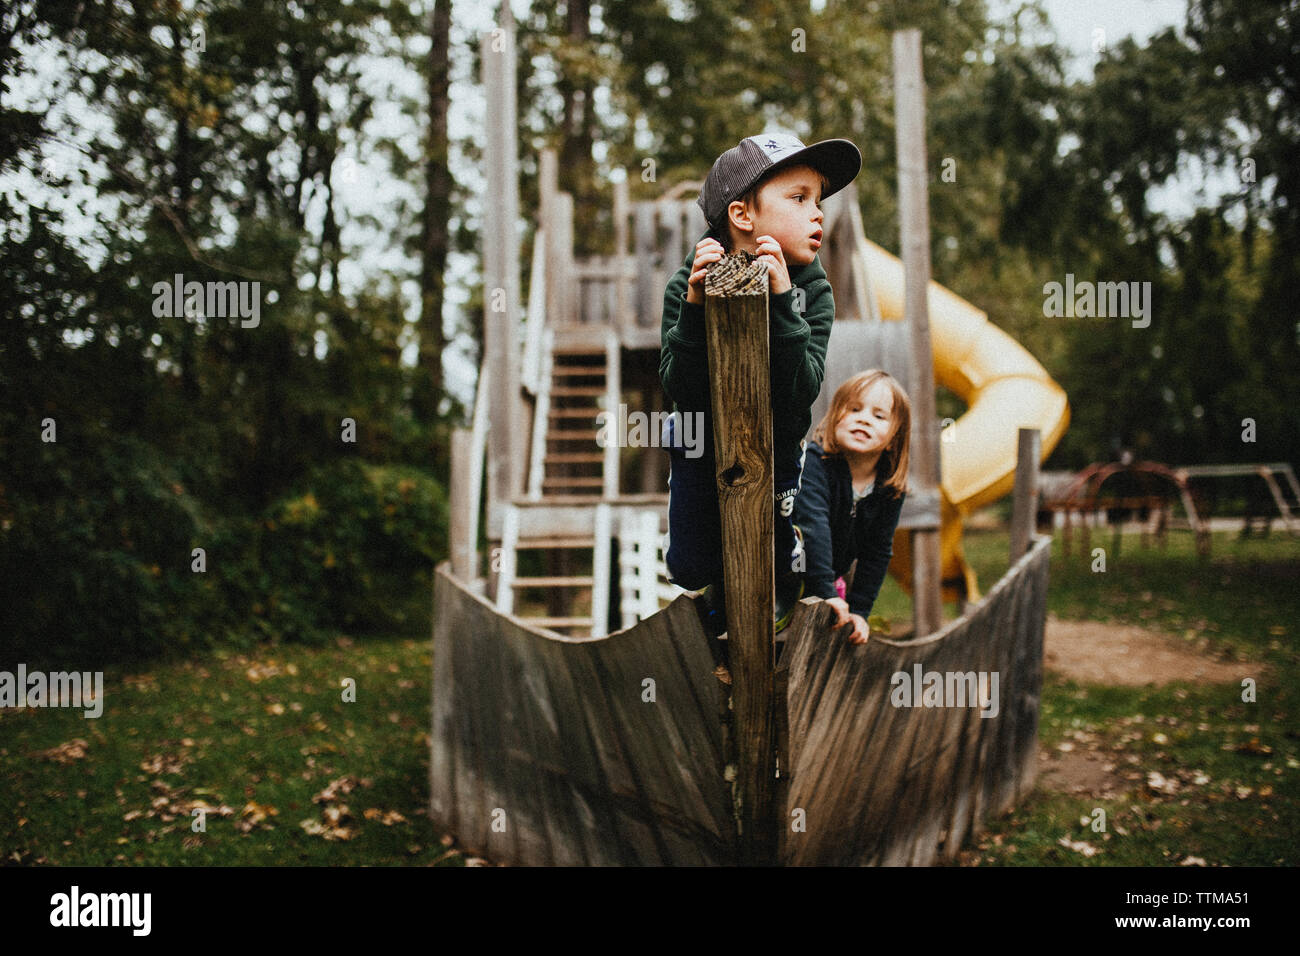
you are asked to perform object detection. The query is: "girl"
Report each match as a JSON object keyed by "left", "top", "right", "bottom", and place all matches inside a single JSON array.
[{"left": 794, "top": 370, "right": 911, "bottom": 644}]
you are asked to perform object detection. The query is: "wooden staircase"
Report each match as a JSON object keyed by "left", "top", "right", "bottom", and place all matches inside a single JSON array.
[
  {"left": 527, "top": 329, "right": 619, "bottom": 500},
  {"left": 505, "top": 323, "right": 630, "bottom": 637}
]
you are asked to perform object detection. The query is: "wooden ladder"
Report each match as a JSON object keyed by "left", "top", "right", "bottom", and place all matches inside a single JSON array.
[
  {"left": 528, "top": 330, "right": 619, "bottom": 499},
  {"left": 496, "top": 502, "right": 612, "bottom": 637}
]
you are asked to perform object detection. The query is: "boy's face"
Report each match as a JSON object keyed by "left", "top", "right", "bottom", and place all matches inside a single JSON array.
[{"left": 729, "top": 164, "right": 826, "bottom": 266}]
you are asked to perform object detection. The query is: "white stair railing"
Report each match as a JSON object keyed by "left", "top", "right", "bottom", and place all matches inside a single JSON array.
[
  {"left": 495, "top": 503, "right": 519, "bottom": 615},
  {"left": 526, "top": 329, "right": 554, "bottom": 500},
  {"left": 590, "top": 502, "right": 612, "bottom": 637},
  {"left": 618, "top": 510, "right": 664, "bottom": 629}
]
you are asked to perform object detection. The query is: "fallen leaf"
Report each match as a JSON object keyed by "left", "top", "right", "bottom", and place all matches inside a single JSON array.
[
  {"left": 37, "top": 739, "right": 88, "bottom": 764},
  {"left": 1057, "top": 837, "right": 1099, "bottom": 857}
]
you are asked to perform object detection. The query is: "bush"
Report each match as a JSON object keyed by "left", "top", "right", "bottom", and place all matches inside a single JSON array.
[
  {"left": 1, "top": 433, "right": 213, "bottom": 666},
  {"left": 1, "top": 442, "right": 447, "bottom": 666},
  {"left": 239, "top": 461, "right": 447, "bottom": 640}
]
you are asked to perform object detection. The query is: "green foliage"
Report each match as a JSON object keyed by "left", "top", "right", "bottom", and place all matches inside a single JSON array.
[
  {"left": 4, "top": 0, "right": 1298, "bottom": 668},
  {"left": 251, "top": 462, "right": 447, "bottom": 641}
]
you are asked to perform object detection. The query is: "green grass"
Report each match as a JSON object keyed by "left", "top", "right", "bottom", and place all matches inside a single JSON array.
[
  {"left": 953, "top": 527, "right": 1300, "bottom": 866},
  {"left": 1, "top": 636, "right": 463, "bottom": 866},
  {"left": 3, "top": 526, "right": 1296, "bottom": 866}
]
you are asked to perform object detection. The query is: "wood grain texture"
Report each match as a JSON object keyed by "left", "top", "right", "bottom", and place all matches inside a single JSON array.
[
  {"left": 449, "top": 429, "right": 475, "bottom": 580},
  {"left": 705, "top": 253, "right": 777, "bottom": 864},
  {"left": 482, "top": 15, "right": 522, "bottom": 521},
  {"left": 893, "top": 28, "right": 943, "bottom": 635},
  {"left": 777, "top": 535, "right": 1052, "bottom": 865},
  {"left": 1011, "top": 428, "right": 1043, "bottom": 562},
  {"left": 430, "top": 564, "right": 735, "bottom": 865}
]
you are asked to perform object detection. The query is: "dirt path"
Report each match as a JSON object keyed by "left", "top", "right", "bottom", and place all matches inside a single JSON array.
[
  {"left": 1036, "top": 614, "right": 1261, "bottom": 799},
  {"left": 1043, "top": 613, "right": 1250, "bottom": 687}
]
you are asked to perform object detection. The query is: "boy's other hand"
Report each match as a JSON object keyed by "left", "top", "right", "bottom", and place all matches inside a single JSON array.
[
  {"left": 754, "top": 235, "right": 792, "bottom": 295},
  {"left": 685, "top": 238, "right": 725, "bottom": 305},
  {"left": 825, "top": 597, "right": 870, "bottom": 644}
]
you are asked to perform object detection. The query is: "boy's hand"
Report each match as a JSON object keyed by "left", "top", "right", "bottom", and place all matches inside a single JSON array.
[
  {"left": 685, "top": 238, "right": 725, "bottom": 305},
  {"left": 754, "top": 235, "right": 792, "bottom": 295},
  {"left": 825, "top": 597, "right": 870, "bottom": 644}
]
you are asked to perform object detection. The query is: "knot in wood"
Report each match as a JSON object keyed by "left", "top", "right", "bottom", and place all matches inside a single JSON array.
[{"left": 705, "top": 253, "right": 769, "bottom": 297}]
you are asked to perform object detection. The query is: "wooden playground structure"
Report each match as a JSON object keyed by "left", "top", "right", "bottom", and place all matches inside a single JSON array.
[{"left": 432, "top": 12, "right": 1064, "bottom": 865}]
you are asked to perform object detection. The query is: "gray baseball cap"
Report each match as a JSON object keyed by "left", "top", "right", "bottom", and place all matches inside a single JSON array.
[{"left": 697, "top": 132, "right": 862, "bottom": 230}]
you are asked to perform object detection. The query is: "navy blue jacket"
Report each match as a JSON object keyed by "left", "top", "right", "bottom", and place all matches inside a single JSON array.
[{"left": 795, "top": 441, "right": 906, "bottom": 616}]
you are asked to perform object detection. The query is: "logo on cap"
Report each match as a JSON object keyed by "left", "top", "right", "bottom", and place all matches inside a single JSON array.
[{"left": 746, "top": 132, "right": 804, "bottom": 162}]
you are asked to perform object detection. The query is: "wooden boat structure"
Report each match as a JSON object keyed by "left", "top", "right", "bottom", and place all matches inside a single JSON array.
[{"left": 431, "top": 17, "right": 1059, "bottom": 866}]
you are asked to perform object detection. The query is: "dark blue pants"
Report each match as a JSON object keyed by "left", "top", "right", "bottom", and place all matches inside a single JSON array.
[{"left": 662, "top": 411, "right": 805, "bottom": 590}]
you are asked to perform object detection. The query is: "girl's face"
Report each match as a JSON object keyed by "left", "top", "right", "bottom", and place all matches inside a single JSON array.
[{"left": 834, "top": 379, "right": 896, "bottom": 457}]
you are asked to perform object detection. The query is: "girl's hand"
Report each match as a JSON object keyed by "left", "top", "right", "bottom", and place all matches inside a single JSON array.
[
  {"left": 754, "top": 235, "right": 792, "bottom": 295},
  {"left": 824, "top": 597, "right": 851, "bottom": 626},
  {"left": 844, "top": 612, "right": 870, "bottom": 645},
  {"left": 825, "top": 597, "right": 870, "bottom": 644},
  {"left": 685, "top": 238, "right": 725, "bottom": 305}
]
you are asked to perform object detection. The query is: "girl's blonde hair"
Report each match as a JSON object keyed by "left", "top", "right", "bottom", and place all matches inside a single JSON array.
[{"left": 812, "top": 369, "right": 911, "bottom": 497}]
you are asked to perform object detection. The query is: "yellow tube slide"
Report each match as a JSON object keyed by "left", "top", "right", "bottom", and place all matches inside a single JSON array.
[{"left": 860, "top": 239, "right": 1071, "bottom": 604}]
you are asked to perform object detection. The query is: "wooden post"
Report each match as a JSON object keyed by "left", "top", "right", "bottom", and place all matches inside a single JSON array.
[
  {"left": 893, "top": 29, "right": 943, "bottom": 636},
  {"left": 482, "top": 5, "right": 522, "bottom": 536},
  {"left": 634, "top": 202, "right": 658, "bottom": 329},
  {"left": 705, "top": 254, "right": 776, "bottom": 864},
  {"left": 603, "top": 329, "right": 620, "bottom": 498},
  {"left": 449, "top": 428, "right": 476, "bottom": 580},
  {"left": 553, "top": 192, "right": 576, "bottom": 325},
  {"left": 465, "top": 367, "right": 490, "bottom": 585},
  {"left": 1010, "top": 428, "right": 1042, "bottom": 563},
  {"left": 613, "top": 177, "right": 630, "bottom": 335}
]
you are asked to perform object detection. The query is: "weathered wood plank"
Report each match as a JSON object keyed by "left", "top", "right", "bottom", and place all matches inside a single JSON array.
[
  {"left": 430, "top": 566, "right": 458, "bottom": 835},
  {"left": 450, "top": 578, "right": 489, "bottom": 856},
  {"left": 894, "top": 28, "right": 943, "bottom": 636},
  {"left": 507, "top": 624, "right": 593, "bottom": 865},
  {"left": 776, "top": 529, "right": 1052, "bottom": 865},
  {"left": 587, "top": 613, "right": 725, "bottom": 864},
  {"left": 634, "top": 202, "right": 658, "bottom": 330},
  {"left": 490, "top": 621, "right": 555, "bottom": 865},
  {"left": 482, "top": 12, "right": 522, "bottom": 525},
  {"left": 903, "top": 632, "right": 988, "bottom": 865},
  {"left": 433, "top": 520, "right": 1051, "bottom": 866},
  {"left": 1011, "top": 428, "right": 1043, "bottom": 562},
  {"left": 705, "top": 253, "right": 777, "bottom": 864},
  {"left": 526, "top": 626, "right": 632, "bottom": 865},
  {"left": 658, "top": 598, "right": 737, "bottom": 849}
]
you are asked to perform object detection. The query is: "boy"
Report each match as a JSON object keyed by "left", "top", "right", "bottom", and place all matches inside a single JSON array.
[{"left": 660, "top": 132, "right": 861, "bottom": 632}]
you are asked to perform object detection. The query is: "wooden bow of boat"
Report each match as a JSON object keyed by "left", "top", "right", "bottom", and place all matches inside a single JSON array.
[{"left": 430, "top": 531, "right": 1049, "bottom": 866}]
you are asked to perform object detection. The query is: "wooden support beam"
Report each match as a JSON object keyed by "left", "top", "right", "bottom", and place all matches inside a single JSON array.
[
  {"left": 893, "top": 28, "right": 944, "bottom": 636},
  {"left": 482, "top": 7, "right": 522, "bottom": 535},
  {"left": 591, "top": 502, "right": 612, "bottom": 637},
  {"left": 603, "top": 330, "right": 620, "bottom": 498},
  {"left": 1010, "top": 428, "right": 1042, "bottom": 563},
  {"left": 449, "top": 428, "right": 475, "bottom": 580},
  {"left": 552, "top": 192, "right": 575, "bottom": 325},
  {"left": 469, "top": 366, "right": 490, "bottom": 579},
  {"left": 613, "top": 177, "right": 630, "bottom": 335},
  {"left": 634, "top": 202, "right": 658, "bottom": 330},
  {"left": 705, "top": 253, "right": 776, "bottom": 865}
]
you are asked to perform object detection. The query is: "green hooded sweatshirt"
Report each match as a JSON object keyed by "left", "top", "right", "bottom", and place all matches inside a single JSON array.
[{"left": 659, "top": 237, "right": 835, "bottom": 453}]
